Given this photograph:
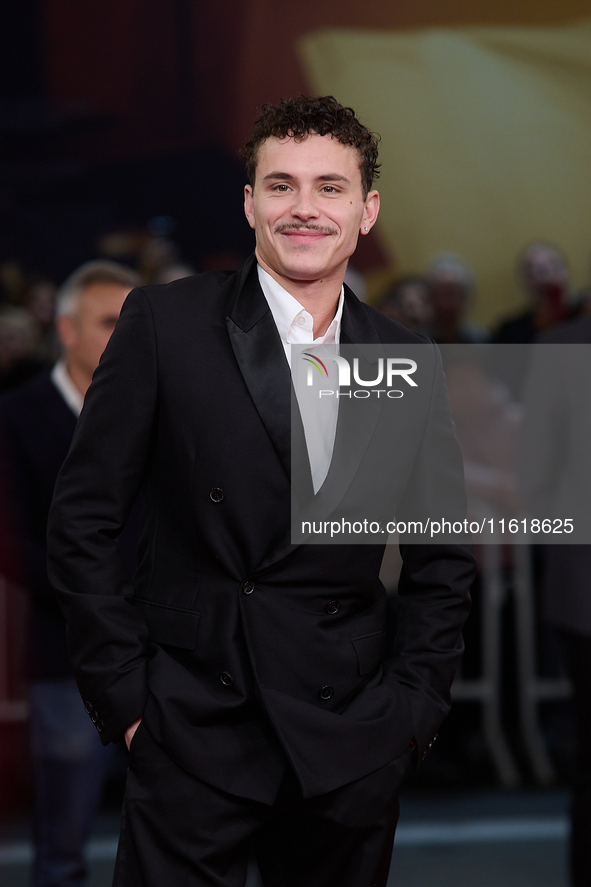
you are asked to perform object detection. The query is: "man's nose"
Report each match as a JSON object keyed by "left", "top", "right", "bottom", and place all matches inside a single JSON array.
[{"left": 290, "top": 189, "right": 320, "bottom": 220}]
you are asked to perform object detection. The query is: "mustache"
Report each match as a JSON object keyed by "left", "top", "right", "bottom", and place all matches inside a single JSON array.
[{"left": 274, "top": 223, "right": 338, "bottom": 236}]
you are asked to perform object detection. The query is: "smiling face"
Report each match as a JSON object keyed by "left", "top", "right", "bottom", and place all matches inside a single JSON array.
[{"left": 244, "top": 133, "right": 379, "bottom": 294}]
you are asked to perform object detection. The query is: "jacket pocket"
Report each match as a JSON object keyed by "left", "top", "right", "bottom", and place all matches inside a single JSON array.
[
  {"left": 133, "top": 599, "right": 200, "bottom": 651},
  {"left": 351, "top": 630, "right": 385, "bottom": 676}
]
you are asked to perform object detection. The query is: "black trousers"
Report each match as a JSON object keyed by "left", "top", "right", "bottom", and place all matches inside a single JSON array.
[
  {"left": 560, "top": 629, "right": 591, "bottom": 887},
  {"left": 113, "top": 721, "right": 412, "bottom": 887}
]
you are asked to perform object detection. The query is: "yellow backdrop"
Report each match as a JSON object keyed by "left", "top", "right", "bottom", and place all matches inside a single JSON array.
[{"left": 299, "top": 20, "right": 591, "bottom": 327}]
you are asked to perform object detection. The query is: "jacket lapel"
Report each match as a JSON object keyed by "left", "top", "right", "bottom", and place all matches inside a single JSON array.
[{"left": 226, "top": 257, "right": 311, "bottom": 496}]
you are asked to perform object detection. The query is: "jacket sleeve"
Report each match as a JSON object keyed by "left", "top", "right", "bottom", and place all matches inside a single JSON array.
[
  {"left": 386, "top": 344, "right": 475, "bottom": 763},
  {"left": 47, "top": 287, "right": 157, "bottom": 744}
]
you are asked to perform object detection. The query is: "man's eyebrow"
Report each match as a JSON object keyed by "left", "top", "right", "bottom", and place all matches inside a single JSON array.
[
  {"left": 318, "top": 172, "right": 351, "bottom": 182},
  {"left": 316, "top": 173, "right": 351, "bottom": 184},
  {"left": 261, "top": 172, "right": 352, "bottom": 184},
  {"left": 261, "top": 172, "right": 295, "bottom": 183}
]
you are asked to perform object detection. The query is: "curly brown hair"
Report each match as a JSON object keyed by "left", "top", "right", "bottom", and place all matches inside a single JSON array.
[{"left": 243, "top": 95, "right": 380, "bottom": 198}]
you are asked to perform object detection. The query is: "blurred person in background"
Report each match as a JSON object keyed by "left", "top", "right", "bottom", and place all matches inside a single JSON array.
[
  {"left": 566, "top": 249, "right": 591, "bottom": 318},
  {"left": 0, "top": 259, "right": 139, "bottom": 887},
  {"left": 493, "top": 241, "right": 575, "bottom": 398},
  {"left": 493, "top": 241, "right": 573, "bottom": 344},
  {"left": 443, "top": 347, "right": 522, "bottom": 520},
  {"left": 0, "top": 306, "right": 45, "bottom": 392},
  {"left": 377, "top": 274, "right": 432, "bottom": 335},
  {"left": 22, "top": 277, "right": 59, "bottom": 363},
  {"left": 520, "top": 311, "right": 591, "bottom": 887},
  {"left": 153, "top": 262, "right": 197, "bottom": 285},
  {"left": 425, "top": 253, "right": 488, "bottom": 344}
]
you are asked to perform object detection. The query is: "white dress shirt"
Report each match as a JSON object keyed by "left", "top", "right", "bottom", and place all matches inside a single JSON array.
[
  {"left": 51, "top": 359, "right": 84, "bottom": 417},
  {"left": 257, "top": 265, "right": 343, "bottom": 493}
]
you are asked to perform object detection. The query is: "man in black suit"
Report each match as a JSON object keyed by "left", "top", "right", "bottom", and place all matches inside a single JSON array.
[
  {"left": 0, "top": 260, "right": 138, "bottom": 887},
  {"left": 47, "top": 96, "right": 474, "bottom": 887},
  {"left": 520, "top": 314, "right": 591, "bottom": 887}
]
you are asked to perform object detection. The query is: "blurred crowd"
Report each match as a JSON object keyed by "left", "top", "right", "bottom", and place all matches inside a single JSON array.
[
  {"left": 378, "top": 240, "right": 591, "bottom": 887},
  {"left": 0, "top": 234, "right": 590, "bottom": 887},
  {"left": 377, "top": 242, "right": 590, "bottom": 344},
  {"left": 3, "top": 237, "right": 589, "bottom": 394},
  {"left": 0, "top": 225, "right": 201, "bottom": 394}
]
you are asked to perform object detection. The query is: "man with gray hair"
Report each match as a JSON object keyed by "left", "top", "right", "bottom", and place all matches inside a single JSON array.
[
  {"left": 0, "top": 259, "right": 139, "bottom": 887},
  {"left": 52, "top": 260, "right": 141, "bottom": 399}
]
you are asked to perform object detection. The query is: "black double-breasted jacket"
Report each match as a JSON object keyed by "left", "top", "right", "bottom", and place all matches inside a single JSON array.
[{"left": 47, "top": 256, "right": 474, "bottom": 802}]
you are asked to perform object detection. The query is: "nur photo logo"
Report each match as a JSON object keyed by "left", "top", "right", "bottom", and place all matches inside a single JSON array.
[{"left": 301, "top": 350, "right": 418, "bottom": 399}]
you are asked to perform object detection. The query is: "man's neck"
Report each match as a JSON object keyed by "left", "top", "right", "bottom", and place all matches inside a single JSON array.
[
  {"left": 64, "top": 362, "right": 92, "bottom": 399},
  {"left": 257, "top": 256, "right": 344, "bottom": 339},
  {"left": 51, "top": 360, "right": 85, "bottom": 417}
]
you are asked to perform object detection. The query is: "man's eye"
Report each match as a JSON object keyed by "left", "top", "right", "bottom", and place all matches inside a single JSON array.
[
  {"left": 274, "top": 184, "right": 290, "bottom": 192},
  {"left": 321, "top": 185, "right": 337, "bottom": 193}
]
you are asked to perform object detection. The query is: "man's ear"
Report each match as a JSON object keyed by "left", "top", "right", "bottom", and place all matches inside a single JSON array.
[
  {"left": 244, "top": 185, "right": 255, "bottom": 230},
  {"left": 55, "top": 314, "right": 77, "bottom": 352},
  {"left": 360, "top": 190, "right": 380, "bottom": 235}
]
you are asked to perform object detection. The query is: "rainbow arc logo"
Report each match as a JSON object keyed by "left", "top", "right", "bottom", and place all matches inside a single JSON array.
[{"left": 301, "top": 351, "right": 329, "bottom": 378}]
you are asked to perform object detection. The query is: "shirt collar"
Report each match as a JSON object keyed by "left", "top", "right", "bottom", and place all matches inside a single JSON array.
[
  {"left": 257, "top": 264, "right": 343, "bottom": 346},
  {"left": 51, "top": 359, "right": 84, "bottom": 417}
]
